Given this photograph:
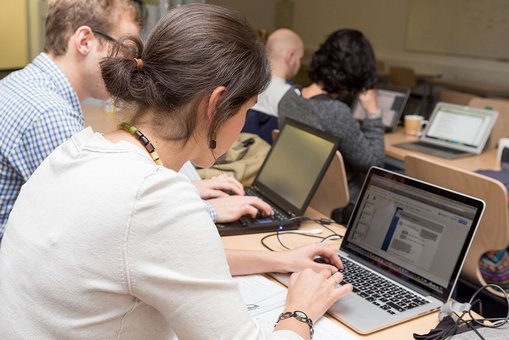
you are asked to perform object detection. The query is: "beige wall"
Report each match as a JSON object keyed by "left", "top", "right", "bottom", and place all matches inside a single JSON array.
[
  {"left": 28, "top": 0, "right": 47, "bottom": 61},
  {"left": 3, "top": 0, "right": 508, "bottom": 87},
  {"left": 209, "top": 0, "right": 509, "bottom": 88},
  {"left": 207, "top": 0, "right": 277, "bottom": 31},
  {"left": 293, "top": 0, "right": 509, "bottom": 88},
  {"left": 0, "top": 0, "right": 47, "bottom": 69},
  {"left": 0, "top": 1, "right": 29, "bottom": 69}
]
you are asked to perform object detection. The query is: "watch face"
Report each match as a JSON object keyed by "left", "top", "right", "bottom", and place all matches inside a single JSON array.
[{"left": 293, "top": 311, "right": 308, "bottom": 320}]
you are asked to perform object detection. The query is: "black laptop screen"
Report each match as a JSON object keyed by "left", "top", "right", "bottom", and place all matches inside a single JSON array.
[
  {"left": 254, "top": 121, "right": 338, "bottom": 214},
  {"left": 342, "top": 168, "right": 484, "bottom": 301}
]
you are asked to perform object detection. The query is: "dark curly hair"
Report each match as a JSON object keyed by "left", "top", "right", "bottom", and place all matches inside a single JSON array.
[{"left": 308, "top": 29, "right": 376, "bottom": 94}]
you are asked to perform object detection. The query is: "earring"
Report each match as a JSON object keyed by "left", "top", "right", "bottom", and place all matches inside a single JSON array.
[{"left": 209, "top": 132, "right": 217, "bottom": 150}]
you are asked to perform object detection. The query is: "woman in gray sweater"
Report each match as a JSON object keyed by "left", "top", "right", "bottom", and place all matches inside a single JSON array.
[{"left": 278, "top": 29, "right": 385, "bottom": 223}]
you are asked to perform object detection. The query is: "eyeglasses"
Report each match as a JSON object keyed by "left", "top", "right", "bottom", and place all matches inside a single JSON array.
[
  {"left": 91, "top": 29, "right": 117, "bottom": 44},
  {"left": 92, "top": 29, "right": 132, "bottom": 56}
]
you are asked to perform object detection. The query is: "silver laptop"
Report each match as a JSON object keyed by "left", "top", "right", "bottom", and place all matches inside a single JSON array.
[
  {"left": 352, "top": 84, "right": 410, "bottom": 132},
  {"left": 394, "top": 102, "right": 498, "bottom": 159},
  {"left": 273, "top": 167, "right": 484, "bottom": 334},
  {"left": 216, "top": 118, "right": 340, "bottom": 236}
]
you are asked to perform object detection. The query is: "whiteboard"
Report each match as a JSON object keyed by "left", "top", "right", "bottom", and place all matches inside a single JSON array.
[{"left": 405, "top": 0, "right": 509, "bottom": 61}]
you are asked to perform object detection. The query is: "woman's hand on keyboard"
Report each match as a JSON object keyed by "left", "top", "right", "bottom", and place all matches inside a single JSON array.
[
  {"left": 284, "top": 268, "right": 353, "bottom": 323},
  {"left": 208, "top": 195, "right": 273, "bottom": 223},
  {"left": 192, "top": 174, "right": 244, "bottom": 199},
  {"left": 274, "top": 243, "right": 344, "bottom": 274}
]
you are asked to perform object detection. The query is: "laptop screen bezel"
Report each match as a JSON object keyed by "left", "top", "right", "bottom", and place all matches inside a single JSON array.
[
  {"left": 251, "top": 118, "right": 340, "bottom": 216},
  {"left": 419, "top": 102, "right": 499, "bottom": 154},
  {"left": 341, "top": 167, "right": 485, "bottom": 302},
  {"left": 352, "top": 84, "right": 410, "bottom": 131}
]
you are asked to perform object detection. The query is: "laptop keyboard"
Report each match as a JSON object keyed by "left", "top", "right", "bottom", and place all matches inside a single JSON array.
[
  {"left": 412, "top": 141, "right": 469, "bottom": 154},
  {"left": 394, "top": 141, "right": 470, "bottom": 159},
  {"left": 339, "top": 258, "right": 429, "bottom": 315},
  {"left": 240, "top": 188, "right": 289, "bottom": 225}
]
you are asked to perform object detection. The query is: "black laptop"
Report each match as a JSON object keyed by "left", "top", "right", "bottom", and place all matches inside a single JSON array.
[{"left": 217, "top": 118, "right": 340, "bottom": 236}]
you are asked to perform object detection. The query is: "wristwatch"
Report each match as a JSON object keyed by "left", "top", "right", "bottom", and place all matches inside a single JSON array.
[
  {"left": 274, "top": 310, "right": 314, "bottom": 339},
  {"left": 367, "top": 108, "right": 382, "bottom": 119}
]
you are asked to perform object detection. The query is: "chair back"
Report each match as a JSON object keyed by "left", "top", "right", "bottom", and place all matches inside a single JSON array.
[
  {"left": 389, "top": 66, "right": 417, "bottom": 88},
  {"left": 469, "top": 97, "right": 509, "bottom": 149},
  {"left": 439, "top": 89, "right": 478, "bottom": 106},
  {"left": 309, "top": 150, "right": 350, "bottom": 216},
  {"left": 405, "top": 154, "right": 509, "bottom": 297},
  {"left": 376, "top": 59, "right": 385, "bottom": 73},
  {"left": 272, "top": 129, "right": 350, "bottom": 216}
]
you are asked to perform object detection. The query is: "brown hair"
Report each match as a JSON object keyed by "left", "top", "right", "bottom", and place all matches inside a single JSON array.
[
  {"left": 100, "top": 4, "right": 270, "bottom": 143},
  {"left": 44, "top": 0, "right": 142, "bottom": 56}
]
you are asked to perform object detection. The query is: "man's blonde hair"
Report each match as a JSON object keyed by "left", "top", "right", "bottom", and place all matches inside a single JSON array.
[{"left": 44, "top": 0, "right": 141, "bottom": 56}]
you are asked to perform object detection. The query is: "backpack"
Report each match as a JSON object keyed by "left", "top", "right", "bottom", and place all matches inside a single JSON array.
[{"left": 196, "top": 133, "right": 270, "bottom": 186}]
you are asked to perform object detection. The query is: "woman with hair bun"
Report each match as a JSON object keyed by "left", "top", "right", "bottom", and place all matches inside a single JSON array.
[{"left": 0, "top": 4, "right": 351, "bottom": 339}]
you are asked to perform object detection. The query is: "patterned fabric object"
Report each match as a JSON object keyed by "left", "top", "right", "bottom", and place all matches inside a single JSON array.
[
  {"left": 0, "top": 53, "right": 83, "bottom": 241},
  {"left": 479, "top": 249, "right": 509, "bottom": 290}
]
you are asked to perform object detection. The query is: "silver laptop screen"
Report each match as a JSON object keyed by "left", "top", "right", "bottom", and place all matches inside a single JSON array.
[
  {"left": 343, "top": 169, "right": 482, "bottom": 299},
  {"left": 421, "top": 103, "right": 498, "bottom": 154},
  {"left": 255, "top": 123, "right": 336, "bottom": 211},
  {"left": 353, "top": 87, "right": 408, "bottom": 128}
]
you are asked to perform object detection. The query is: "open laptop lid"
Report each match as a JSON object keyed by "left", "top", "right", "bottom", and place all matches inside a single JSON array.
[
  {"left": 251, "top": 118, "right": 340, "bottom": 216},
  {"left": 420, "top": 102, "right": 498, "bottom": 154},
  {"left": 342, "top": 167, "right": 484, "bottom": 302},
  {"left": 352, "top": 84, "right": 410, "bottom": 131}
]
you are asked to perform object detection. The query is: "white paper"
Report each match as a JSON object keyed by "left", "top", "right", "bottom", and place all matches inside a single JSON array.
[{"left": 233, "top": 275, "right": 361, "bottom": 340}]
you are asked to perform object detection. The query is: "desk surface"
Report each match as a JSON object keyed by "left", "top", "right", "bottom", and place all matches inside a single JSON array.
[
  {"left": 385, "top": 127, "right": 500, "bottom": 172},
  {"left": 222, "top": 215, "right": 446, "bottom": 339}
]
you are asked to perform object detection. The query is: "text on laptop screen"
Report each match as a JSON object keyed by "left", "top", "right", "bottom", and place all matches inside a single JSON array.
[
  {"left": 344, "top": 173, "right": 477, "bottom": 294},
  {"left": 255, "top": 124, "right": 336, "bottom": 209},
  {"left": 354, "top": 88, "right": 407, "bottom": 128},
  {"left": 425, "top": 106, "right": 495, "bottom": 147}
]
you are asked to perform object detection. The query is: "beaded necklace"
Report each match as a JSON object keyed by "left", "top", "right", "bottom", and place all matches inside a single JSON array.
[{"left": 119, "top": 122, "right": 162, "bottom": 165}]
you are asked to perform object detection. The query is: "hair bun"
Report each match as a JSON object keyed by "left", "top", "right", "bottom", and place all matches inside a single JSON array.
[
  {"left": 134, "top": 58, "right": 143, "bottom": 71},
  {"left": 100, "top": 36, "right": 153, "bottom": 103}
]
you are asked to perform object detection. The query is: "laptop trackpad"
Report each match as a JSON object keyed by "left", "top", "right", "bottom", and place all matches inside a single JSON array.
[
  {"left": 328, "top": 294, "right": 398, "bottom": 334},
  {"left": 271, "top": 273, "right": 396, "bottom": 332}
]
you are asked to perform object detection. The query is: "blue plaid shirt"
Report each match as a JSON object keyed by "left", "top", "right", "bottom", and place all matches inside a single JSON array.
[{"left": 0, "top": 53, "right": 84, "bottom": 240}]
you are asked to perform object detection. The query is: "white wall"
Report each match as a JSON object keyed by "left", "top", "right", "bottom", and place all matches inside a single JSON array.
[
  {"left": 209, "top": 0, "right": 509, "bottom": 88},
  {"left": 293, "top": 0, "right": 509, "bottom": 88}
]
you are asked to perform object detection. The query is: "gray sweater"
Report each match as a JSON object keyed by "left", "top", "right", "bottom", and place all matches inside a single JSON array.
[{"left": 278, "top": 87, "right": 385, "bottom": 206}]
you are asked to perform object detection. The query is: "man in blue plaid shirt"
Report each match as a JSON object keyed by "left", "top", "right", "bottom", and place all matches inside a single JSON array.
[
  {"left": 0, "top": 2, "right": 276, "bottom": 245},
  {"left": 0, "top": 0, "right": 142, "bottom": 242}
]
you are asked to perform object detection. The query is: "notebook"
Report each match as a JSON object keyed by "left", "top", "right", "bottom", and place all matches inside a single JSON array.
[
  {"left": 394, "top": 102, "right": 498, "bottom": 159},
  {"left": 216, "top": 118, "right": 340, "bottom": 236},
  {"left": 272, "top": 167, "right": 485, "bottom": 334},
  {"left": 352, "top": 84, "right": 410, "bottom": 132}
]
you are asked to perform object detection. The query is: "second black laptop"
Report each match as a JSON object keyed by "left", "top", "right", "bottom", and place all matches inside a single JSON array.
[{"left": 217, "top": 118, "right": 340, "bottom": 236}]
